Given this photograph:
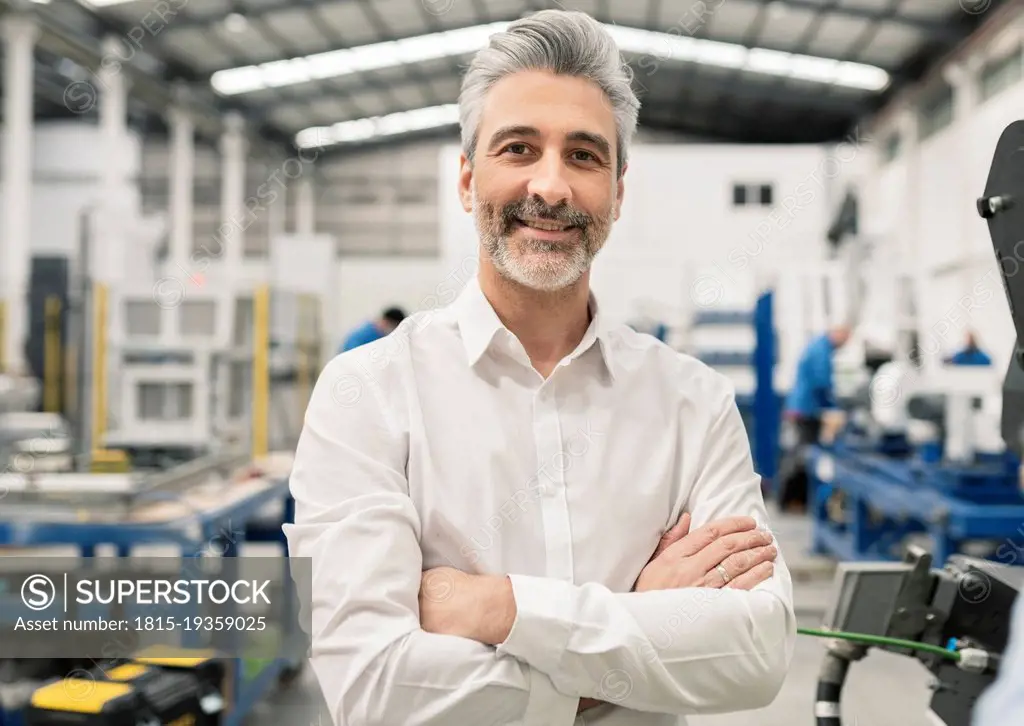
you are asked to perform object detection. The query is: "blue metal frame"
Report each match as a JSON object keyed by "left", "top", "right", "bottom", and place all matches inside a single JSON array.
[
  {"left": 0, "top": 481, "right": 298, "bottom": 726},
  {"left": 753, "top": 291, "right": 780, "bottom": 484},
  {"left": 807, "top": 443, "right": 1024, "bottom": 563},
  {"left": 693, "top": 291, "right": 781, "bottom": 485}
]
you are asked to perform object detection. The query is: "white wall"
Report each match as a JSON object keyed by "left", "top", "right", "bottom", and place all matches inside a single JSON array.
[{"left": 859, "top": 10, "right": 1023, "bottom": 377}]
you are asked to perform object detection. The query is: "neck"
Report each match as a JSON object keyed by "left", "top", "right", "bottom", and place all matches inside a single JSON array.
[{"left": 478, "top": 256, "right": 592, "bottom": 375}]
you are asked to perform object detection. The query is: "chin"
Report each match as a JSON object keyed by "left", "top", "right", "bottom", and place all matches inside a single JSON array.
[{"left": 498, "top": 256, "right": 588, "bottom": 292}]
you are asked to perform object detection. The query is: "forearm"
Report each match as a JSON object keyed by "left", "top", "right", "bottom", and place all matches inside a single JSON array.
[
  {"left": 311, "top": 624, "right": 576, "bottom": 726},
  {"left": 288, "top": 509, "right": 578, "bottom": 726},
  {"left": 495, "top": 573, "right": 795, "bottom": 714}
]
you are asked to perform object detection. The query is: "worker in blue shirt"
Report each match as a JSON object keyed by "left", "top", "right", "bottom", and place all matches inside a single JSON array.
[
  {"left": 973, "top": 590, "right": 1024, "bottom": 725},
  {"left": 947, "top": 331, "right": 992, "bottom": 366},
  {"left": 776, "top": 323, "right": 852, "bottom": 511},
  {"left": 339, "top": 306, "right": 407, "bottom": 354}
]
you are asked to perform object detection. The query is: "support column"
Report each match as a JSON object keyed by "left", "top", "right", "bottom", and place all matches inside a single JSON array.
[
  {"left": 892, "top": 108, "right": 922, "bottom": 367},
  {"left": 1, "top": 12, "right": 39, "bottom": 374},
  {"left": 267, "top": 155, "right": 286, "bottom": 244},
  {"left": 295, "top": 177, "right": 316, "bottom": 236},
  {"left": 218, "top": 112, "right": 247, "bottom": 270},
  {"left": 943, "top": 56, "right": 984, "bottom": 312},
  {"left": 168, "top": 85, "right": 195, "bottom": 271},
  {"left": 96, "top": 34, "right": 133, "bottom": 285}
]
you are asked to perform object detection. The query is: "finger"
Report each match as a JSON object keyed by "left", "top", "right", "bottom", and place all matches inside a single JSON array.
[
  {"left": 693, "top": 528, "right": 774, "bottom": 571},
  {"left": 669, "top": 516, "right": 758, "bottom": 558},
  {"left": 653, "top": 512, "right": 691, "bottom": 558},
  {"left": 726, "top": 561, "right": 775, "bottom": 590},
  {"left": 719, "top": 544, "right": 778, "bottom": 581}
]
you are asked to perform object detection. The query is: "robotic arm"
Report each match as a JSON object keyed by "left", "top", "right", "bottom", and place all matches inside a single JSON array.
[{"left": 976, "top": 119, "right": 1024, "bottom": 459}]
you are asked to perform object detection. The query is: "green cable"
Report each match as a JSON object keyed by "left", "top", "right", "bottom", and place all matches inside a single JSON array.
[{"left": 797, "top": 626, "right": 961, "bottom": 661}]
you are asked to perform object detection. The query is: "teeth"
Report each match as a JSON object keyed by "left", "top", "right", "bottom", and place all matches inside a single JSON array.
[{"left": 522, "top": 219, "right": 569, "bottom": 232}]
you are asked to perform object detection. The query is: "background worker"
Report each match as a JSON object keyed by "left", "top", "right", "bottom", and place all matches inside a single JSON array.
[
  {"left": 776, "top": 323, "right": 852, "bottom": 511},
  {"left": 947, "top": 330, "right": 992, "bottom": 366},
  {"left": 338, "top": 306, "right": 406, "bottom": 354}
]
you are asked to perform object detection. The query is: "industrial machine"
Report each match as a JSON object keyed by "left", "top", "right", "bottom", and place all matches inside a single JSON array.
[
  {"left": 804, "top": 120, "right": 1024, "bottom": 725},
  {"left": 810, "top": 547, "right": 1021, "bottom": 726}
]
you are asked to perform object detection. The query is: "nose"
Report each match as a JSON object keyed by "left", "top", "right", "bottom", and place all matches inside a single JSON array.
[{"left": 526, "top": 152, "right": 572, "bottom": 207}]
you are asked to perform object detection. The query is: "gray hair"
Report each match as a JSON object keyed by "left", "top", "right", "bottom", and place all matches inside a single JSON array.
[{"left": 458, "top": 9, "right": 640, "bottom": 178}]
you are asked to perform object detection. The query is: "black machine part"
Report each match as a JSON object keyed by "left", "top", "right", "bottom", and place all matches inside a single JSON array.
[
  {"left": 814, "top": 547, "right": 1021, "bottom": 725},
  {"left": 977, "top": 119, "right": 1024, "bottom": 457}
]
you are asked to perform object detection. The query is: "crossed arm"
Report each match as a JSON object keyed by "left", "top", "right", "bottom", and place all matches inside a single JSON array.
[{"left": 283, "top": 360, "right": 797, "bottom": 726}]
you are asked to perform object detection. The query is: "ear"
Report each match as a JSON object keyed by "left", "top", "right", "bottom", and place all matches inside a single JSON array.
[
  {"left": 614, "top": 162, "right": 627, "bottom": 220},
  {"left": 458, "top": 154, "right": 474, "bottom": 213}
]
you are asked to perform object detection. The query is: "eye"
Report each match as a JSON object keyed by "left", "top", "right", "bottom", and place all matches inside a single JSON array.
[
  {"left": 571, "top": 149, "right": 598, "bottom": 162},
  {"left": 502, "top": 142, "right": 530, "bottom": 155}
]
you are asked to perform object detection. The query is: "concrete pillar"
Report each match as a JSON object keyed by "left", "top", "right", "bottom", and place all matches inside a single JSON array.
[
  {"left": 267, "top": 155, "right": 286, "bottom": 244},
  {"left": 894, "top": 107, "right": 925, "bottom": 367},
  {"left": 168, "top": 87, "right": 195, "bottom": 271},
  {"left": 1, "top": 12, "right": 38, "bottom": 374},
  {"left": 295, "top": 177, "right": 316, "bottom": 236},
  {"left": 943, "top": 56, "right": 984, "bottom": 311},
  {"left": 96, "top": 34, "right": 133, "bottom": 285},
  {"left": 218, "top": 112, "right": 247, "bottom": 270}
]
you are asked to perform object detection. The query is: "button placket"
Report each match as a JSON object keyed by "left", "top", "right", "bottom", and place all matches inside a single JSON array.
[{"left": 532, "top": 380, "right": 574, "bottom": 581}]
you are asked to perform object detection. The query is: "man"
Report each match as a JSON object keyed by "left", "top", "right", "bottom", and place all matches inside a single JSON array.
[
  {"left": 777, "top": 324, "right": 851, "bottom": 511},
  {"left": 284, "top": 10, "right": 795, "bottom": 726},
  {"left": 338, "top": 306, "right": 406, "bottom": 353},
  {"left": 947, "top": 330, "right": 992, "bottom": 366}
]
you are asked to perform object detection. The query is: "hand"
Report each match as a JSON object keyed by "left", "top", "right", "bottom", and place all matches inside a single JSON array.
[
  {"left": 632, "top": 512, "right": 693, "bottom": 591},
  {"left": 634, "top": 515, "right": 777, "bottom": 592},
  {"left": 418, "top": 567, "right": 516, "bottom": 645}
]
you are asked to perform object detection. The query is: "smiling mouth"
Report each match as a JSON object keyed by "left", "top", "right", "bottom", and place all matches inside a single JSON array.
[{"left": 514, "top": 216, "right": 578, "bottom": 232}]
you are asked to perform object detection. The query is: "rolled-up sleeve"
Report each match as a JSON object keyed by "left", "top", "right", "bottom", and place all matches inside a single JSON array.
[
  {"left": 283, "top": 355, "right": 580, "bottom": 726},
  {"left": 495, "top": 385, "right": 796, "bottom": 715}
]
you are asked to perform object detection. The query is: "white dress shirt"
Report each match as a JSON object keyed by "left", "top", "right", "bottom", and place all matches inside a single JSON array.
[{"left": 284, "top": 275, "right": 796, "bottom": 726}]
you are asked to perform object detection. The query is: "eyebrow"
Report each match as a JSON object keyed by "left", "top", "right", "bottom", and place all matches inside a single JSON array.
[{"left": 486, "top": 126, "right": 613, "bottom": 160}]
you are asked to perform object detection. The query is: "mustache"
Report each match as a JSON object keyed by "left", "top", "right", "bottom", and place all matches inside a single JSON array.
[{"left": 500, "top": 197, "right": 592, "bottom": 229}]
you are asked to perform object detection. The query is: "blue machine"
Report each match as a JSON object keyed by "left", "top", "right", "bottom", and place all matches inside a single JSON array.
[{"left": 807, "top": 428, "right": 1024, "bottom": 563}]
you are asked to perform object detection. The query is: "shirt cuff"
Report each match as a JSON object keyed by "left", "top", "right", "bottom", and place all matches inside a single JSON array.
[
  {"left": 522, "top": 666, "right": 580, "bottom": 725},
  {"left": 496, "top": 574, "right": 575, "bottom": 676}
]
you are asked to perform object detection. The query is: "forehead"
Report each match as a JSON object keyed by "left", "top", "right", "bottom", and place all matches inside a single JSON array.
[{"left": 478, "top": 70, "right": 617, "bottom": 144}]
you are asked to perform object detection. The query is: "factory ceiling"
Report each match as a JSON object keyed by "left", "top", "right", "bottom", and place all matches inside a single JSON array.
[{"left": 8, "top": 0, "right": 1018, "bottom": 156}]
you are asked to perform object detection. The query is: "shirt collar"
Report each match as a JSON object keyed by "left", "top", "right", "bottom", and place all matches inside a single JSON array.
[{"left": 453, "top": 276, "right": 617, "bottom": 381}]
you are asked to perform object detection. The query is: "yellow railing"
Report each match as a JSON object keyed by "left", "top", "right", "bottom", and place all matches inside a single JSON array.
[
  {"left": 251, "top": 284, "right": 270, "bottom": 460},
  {"left": 296, "top": 293, "right": 321, "bottom": 425}
]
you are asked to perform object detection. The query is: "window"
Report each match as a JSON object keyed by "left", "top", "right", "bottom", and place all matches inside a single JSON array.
[
  {"left": 233, "top": 296, "right": 253, "bottom": 346},
  {"left": 918, "top": 82, "right": 954, "bottom": 140},
  {"left": 732, "top": 183, "right": 774, "bottom": 207},
  {"left": 136, "top": 382, "right": 193, "bottom": 421},
  {"left": 124, "top": 300, "right": 161, "bottom": 337},
  {"left": 179, "top": 300, "right": 217, "bottom": 337},
  {"left": 980, "top": 45, "right": 1022, "bottom": 101}
]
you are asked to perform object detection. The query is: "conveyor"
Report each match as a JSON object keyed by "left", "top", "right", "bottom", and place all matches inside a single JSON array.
[{"left": 0, "top": 449, "right": 301, "bottom": 726}]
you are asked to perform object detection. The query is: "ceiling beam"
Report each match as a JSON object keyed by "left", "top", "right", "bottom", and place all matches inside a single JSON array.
[
  {"left": 746, "top": 0, "right": 963, "bottom": 42},
  {"left": 166, "top": 0, "right": 958, "bottom": 49},
  {"left": 9, "top": 0, "right": 296, "bottom": 157},
  {"left": 251, "top": 66, "right": 869, "bottom": 132}
]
